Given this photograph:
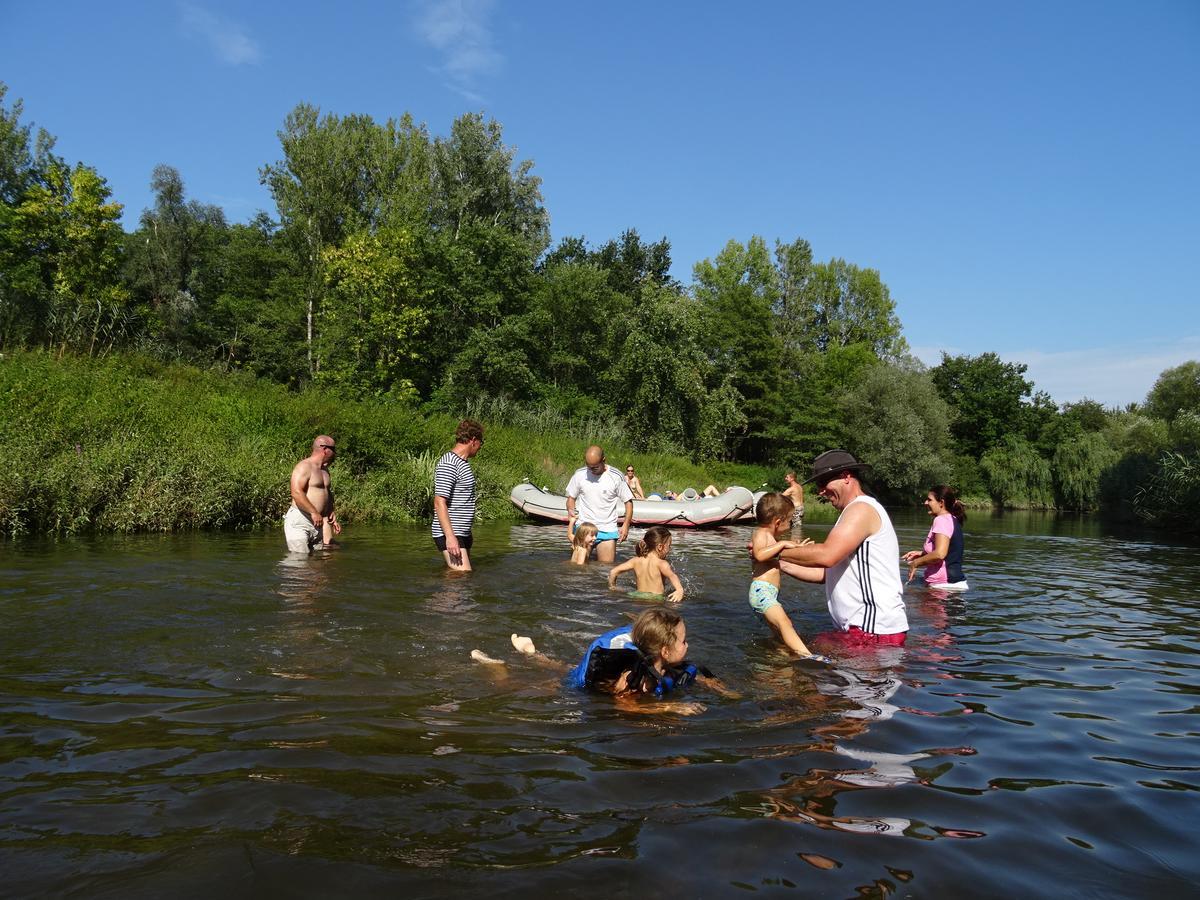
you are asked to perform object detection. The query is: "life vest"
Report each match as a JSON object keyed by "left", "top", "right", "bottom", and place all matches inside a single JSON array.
[{"left": 570, "top": 624, "right": 712, "bottom": 697}]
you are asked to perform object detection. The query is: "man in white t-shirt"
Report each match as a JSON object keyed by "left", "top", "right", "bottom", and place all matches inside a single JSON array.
[
  {"left": 565, "top": 445, "right": 633, "bottom": 563},
  {"left": 777, "top": 449, "right": 908, "bottom": 646}
]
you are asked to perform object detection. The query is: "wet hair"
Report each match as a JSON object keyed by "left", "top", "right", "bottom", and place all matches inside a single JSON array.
[
  {"left": 455, "top": 418, "right": 484, "bottom": 444},
  {"left": 930, "top": 485, "right": 967, "bottom": 522},
  {"left": 755, "top": 492, "right": 795, "bottom": 525},
  {"left": 635, "top": 526, "right": 672, "bottom": 557},
  {"left": 632, "top": 607, "right": 683, "bottom": 660},
  {"left": 572, "top": 522, "right": 598, "bottom": 548}
]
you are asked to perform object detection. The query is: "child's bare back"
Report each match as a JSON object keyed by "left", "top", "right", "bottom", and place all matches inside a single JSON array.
[{"left": 608, "top": 526, "right": 684, "bottom": 602}]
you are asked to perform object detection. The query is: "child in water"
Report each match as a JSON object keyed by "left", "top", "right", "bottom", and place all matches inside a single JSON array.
[
  {"left": 503, "top": 607, "right": 733, "bottom": 714},
  {"left": 750, "top": 493, "right": 818, "bottom": 657},
  {"left": 608, "top": 525, "right": 685, "bottom": 602},
  {"left": 571, "top": 522, "right": 598, "bottom": 565}
]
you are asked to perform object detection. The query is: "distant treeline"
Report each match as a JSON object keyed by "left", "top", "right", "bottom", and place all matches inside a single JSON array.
[{"left": 1, "top": 83, "right": 1196, "bottom": 530}]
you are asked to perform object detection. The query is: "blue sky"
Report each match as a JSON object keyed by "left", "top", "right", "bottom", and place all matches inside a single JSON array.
[{"left": 4, "top": 1, "right": 1197, "bottom": 407}]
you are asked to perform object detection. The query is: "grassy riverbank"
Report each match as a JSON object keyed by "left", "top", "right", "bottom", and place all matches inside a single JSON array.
[{"left": 1, "top": 351, "right": 796, "bottom": 538}]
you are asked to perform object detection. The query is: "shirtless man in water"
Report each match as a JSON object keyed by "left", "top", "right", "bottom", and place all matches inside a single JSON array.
[
  {"left": 782, "top": 471, "right": 805, "bottom": 527},
  {"left": 284, "top": 435, "right": 340, "bottom": 554}
]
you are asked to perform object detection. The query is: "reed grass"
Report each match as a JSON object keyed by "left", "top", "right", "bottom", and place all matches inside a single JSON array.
[{"left": 1, "top": 350, "right": 778, "bottom": 537}]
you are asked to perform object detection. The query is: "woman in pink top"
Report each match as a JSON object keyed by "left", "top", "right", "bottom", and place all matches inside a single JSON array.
[{"left": 903, "top": 485, "right": 968, "bottom": 591}]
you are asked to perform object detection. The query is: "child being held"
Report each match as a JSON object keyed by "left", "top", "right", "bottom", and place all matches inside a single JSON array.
[
  {"left": 750, "top": 493, "right": 817, "bottom": 657},
  {"left": 571, "top": 522, "right": 598, "bottom": 565},
  {"left": 608, "top": 525, "right": 685, "bottom": 602}
]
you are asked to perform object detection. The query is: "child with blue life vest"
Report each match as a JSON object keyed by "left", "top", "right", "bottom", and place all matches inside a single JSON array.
[
  {"left": 750, "top": 493, "right": 820, "bottom": 658},
  {"left": 492, "top": 608, "right": 731, "bottom": 714},
  {"left": 608, "top": 526, "right": 685, "bottom": 602}
]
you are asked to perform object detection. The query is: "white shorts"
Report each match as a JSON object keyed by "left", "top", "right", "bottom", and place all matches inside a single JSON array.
[
  {"left": 925, "top": 579, "right": 969, "bottom": 592},
  {"left": 284, "top": 505, "right": 322, "bottom": 554}
]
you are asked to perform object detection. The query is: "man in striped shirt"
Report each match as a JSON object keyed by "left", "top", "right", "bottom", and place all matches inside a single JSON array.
[{"left": 433, "top": 419, "right": 484, "bottom": 571}]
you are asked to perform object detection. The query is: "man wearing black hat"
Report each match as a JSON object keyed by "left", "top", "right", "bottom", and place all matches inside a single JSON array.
[{"left": 777, "top": 450, "right": 908, "bottom": 645}]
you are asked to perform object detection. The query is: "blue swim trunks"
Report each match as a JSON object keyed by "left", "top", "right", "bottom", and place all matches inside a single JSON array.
[
  {"left": 749, "top": 579, "right": 780, "bottom": 613},
  {"left": 574, "top": 523, "right": 619, "bottom": 542}
]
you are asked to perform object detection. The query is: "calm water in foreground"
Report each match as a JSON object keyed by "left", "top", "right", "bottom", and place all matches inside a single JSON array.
[{"left": 1, "top": 510, "right": 1198, "bottom": 897}]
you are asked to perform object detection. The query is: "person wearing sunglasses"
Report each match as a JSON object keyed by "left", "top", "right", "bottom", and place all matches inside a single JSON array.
[
  {"left": 566, "top": 445, "right": 633, "bottom": 563},
  {"left": 624, "top": 465, "right": 646, "bottom": 500},
  {"left": 285, "top": 435, "right": 340, "bottom": 554},
  {"left": 776, "top": 450, "right": 908, "bottom": 647}
]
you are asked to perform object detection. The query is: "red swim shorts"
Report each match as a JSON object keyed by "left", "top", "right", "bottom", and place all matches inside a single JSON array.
[{"left": 818, "top": 626, "right": 908, "bottom": 648}]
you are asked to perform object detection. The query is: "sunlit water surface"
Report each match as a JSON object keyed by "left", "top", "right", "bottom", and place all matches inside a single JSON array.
[{"left": 1, "top": 511, "right": 1197, "bottom": 897}]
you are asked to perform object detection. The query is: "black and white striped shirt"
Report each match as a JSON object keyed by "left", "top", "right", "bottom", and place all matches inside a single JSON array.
[{"left": 432, "top": 451, "right": 477, "bottom": 538}]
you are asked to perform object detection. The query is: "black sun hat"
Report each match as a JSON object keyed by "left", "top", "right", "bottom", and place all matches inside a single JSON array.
[{"left": 805, "top": 449, "right": 872, "bottom": 485}]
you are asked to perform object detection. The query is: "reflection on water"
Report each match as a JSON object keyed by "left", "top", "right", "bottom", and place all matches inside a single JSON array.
[{"left": 0, "top": 511, "right": 1197, "bottom": 895}]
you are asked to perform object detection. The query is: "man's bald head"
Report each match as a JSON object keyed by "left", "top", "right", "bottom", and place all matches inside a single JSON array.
[{"left": 585, "top": 445, "right": 605, "bottom": 466}]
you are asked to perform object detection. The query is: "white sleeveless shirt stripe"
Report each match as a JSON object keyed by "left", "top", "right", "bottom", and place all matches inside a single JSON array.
[{"left": 825, "top": 495, "right": 908, "bottom": 635}]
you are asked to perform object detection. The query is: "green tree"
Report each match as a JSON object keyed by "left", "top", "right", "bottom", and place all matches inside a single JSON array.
[
  {"left": 839, "top": 362, "right": 952, "bottom": 499},
  {"left": 417, "top": 223, "right": 538, "bottom": 397},
  {"left": 261, "top": 104, "right": 399, "bottom": 376},
  {"left": 980, "top": 435, "right": 1054, "bottom": 508},
  {"left": 209, "top": 215, "right": 307, "bottom": 382},
  {"left": 770, "top": 343, "right": 879, "bottom": 468},
  {"left": 0, "top": 83, "right": 60, "bottom": 348},
  {"left": 773, "top": 236, "right": 814, "bottom": 352},
  {"left": 1053, "top": 432, "right": 1118, "bottom": 510},
  {"left": 932, "top": 352, "right": 1034, "bottom": 459},
  {"left": 125, "top": 165, "right": 228, "bottom": 352},
  {"left": 319, "top": 227, "right": 432, "bottom": 400},
  {"left": 606, "top": 283, "right": 740, "bottom": 455},
  {"left": 789, "top": 257, "right": 907, "bottom": 358},
  {"left": 693, "top": 236, "right": 782, "bottom": 460},
  {"left": 430, "top": 112, "right": 549, "bottom": 256},
  {"left": 523, "top": 260, "right": 623, "bottom": 393},
  {"left": 11, "top": 160, "right": 130, "bottom": 355},
  {"left": 438, "top": 316, "right": 539, "bottom": 405},
  {"left": 1144, "top": 361, "right": 1200, "bottom": 423}
]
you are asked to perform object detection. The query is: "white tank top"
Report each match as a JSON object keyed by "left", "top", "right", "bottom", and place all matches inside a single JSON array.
[{"left": 825, "top": 495, "right": 908, "bottom": 635}]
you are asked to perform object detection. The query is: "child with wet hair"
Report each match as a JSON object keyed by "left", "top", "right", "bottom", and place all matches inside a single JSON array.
[
  {"left": 571, "top": 522, "right": 598, "bottom": 565},
  {"left": 497, "top": 607, "right": 734, "bottom": 714},
  {"left": 608, "top": 525, "right": 685, "bottom": 602},
  {"left": 750, "top": 493, "right": 819, "bottom": 658}
]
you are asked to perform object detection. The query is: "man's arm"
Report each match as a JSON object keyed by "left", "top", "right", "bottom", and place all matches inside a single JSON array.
[
  {"left": 433, "top": 494, "right": 462, "bottom": 563},
  {"left": 618, "top": 499, "right": 633, "bottom": 542},
  {"left": 289, "top": 463, "right": 322, "bottom": 527},
  {"left": 565, "top": 495, "right": 577, "bottom": 544},
  {"left": 780, "top": 559, "right": 826, "bottom": 583},
  {"left": 779, "top": 503, "right": 879, "bottom": 568}
]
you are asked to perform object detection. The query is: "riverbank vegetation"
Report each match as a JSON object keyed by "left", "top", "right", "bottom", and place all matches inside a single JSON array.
[
  {"left": 0, "top": 351, "right": 781, "bottom": 537},
  {"left": 2, "top": 84, "right": 1197, "bottom": 534}
]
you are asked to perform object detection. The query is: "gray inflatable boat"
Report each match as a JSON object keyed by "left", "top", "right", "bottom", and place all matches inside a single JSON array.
[{"left": 510, "top": 482, "right": 756, "bottom": 528}]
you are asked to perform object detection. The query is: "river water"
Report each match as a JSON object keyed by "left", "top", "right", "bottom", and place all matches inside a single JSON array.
[{"left": 1, "top": 510, "right": 1197, "bottom": 897}]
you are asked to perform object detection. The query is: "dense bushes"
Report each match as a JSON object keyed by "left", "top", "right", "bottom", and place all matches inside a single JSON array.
[{"left": 0, "top": 350, "right": 777, "bottom": 537}]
